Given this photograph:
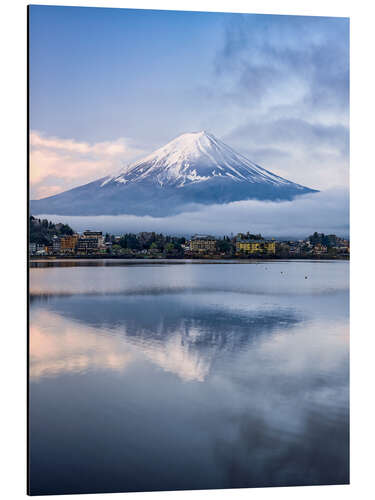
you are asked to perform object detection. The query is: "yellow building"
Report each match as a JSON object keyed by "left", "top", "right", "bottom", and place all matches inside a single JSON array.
[
  {"left": 60, "top": 234, "right": 79, "bottom": 253},
  {"left": 236, "top": 239, "right": 276, "bottom": 255}
]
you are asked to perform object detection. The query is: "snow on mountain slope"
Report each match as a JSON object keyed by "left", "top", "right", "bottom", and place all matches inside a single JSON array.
[{"left": 102, "top": 131, "right": 304, "bottom": 190}]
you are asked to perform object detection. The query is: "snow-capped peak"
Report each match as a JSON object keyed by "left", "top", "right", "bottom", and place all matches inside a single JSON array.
[{"left": 105, "top": 131, "right": 303, "bottom": 189}]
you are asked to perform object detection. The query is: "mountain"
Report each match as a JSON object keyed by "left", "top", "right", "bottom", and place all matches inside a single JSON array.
[{"left": 30, "top": 131, "right": 318, "bottom": 217}]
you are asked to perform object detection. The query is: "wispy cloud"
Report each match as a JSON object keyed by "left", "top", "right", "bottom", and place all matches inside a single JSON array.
[
  {"left": 201, "top": 14, "right": 350, "bottom": 190},
  {"left": 214, "top": 15, "right": 349, "bottom": 117},
  {"left": 224, "top": 118, "right": 349, "bottom": 189},
  {"left": 29, "top": 131, "right": 146, "bottom": 199}
]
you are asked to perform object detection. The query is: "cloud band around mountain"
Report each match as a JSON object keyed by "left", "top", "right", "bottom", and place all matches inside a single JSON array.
[{"left": 34, "top": 188, "right": 349, "bottom": 238}]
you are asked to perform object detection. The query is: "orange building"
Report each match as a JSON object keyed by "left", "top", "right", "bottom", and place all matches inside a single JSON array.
[{"left": 60, "top": 234, "right": 79, "bottom": 253}]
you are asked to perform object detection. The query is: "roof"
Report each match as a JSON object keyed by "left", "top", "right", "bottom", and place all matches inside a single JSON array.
[
  {"left": 237, "top": 239, "right": 268, "bottom": 244},
  {"left": 191, "top": 234, "right": 216, "bottom": 241}
]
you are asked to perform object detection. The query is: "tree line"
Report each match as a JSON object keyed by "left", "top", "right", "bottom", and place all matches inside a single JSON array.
[
  {"left": 29, "top": 216, "right": 74, "bottom": 245},
  {"left": 106, "top": 232, "right": 187, "bottom": 254}
]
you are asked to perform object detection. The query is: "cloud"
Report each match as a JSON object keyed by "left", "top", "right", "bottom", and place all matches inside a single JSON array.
[
  {"left": 30, "top": 131, "right": 146, "bottom": 199},
  {"left": 228, "top": 118, "right": 349, "bottom": 154},
  {"left": 215, "top": 15, "right": 349, "bottom": 115},
  {"left": 199, "top": 14, "right": 350, "bottom": 190},
  {"left": 38, "top": 188, "right": 349, "bottom": 238},
  {"left": 225, "top": 118, "right": 349, "bottom": 189},
  {"left": 29, "top": 309, "right": 134, "bottom": 379}
]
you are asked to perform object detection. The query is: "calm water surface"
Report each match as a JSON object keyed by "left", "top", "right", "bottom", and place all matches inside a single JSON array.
[{"left": 29, "top": 260, "right": 349, "bottom": 494}]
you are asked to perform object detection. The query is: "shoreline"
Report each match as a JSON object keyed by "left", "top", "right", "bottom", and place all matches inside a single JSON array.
[{"left": 29, "top": 254, "right": 349, "bottom": 263}]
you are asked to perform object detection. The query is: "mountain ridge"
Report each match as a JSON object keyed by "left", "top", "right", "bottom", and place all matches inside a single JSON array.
[{"left": 30, "top": 131, "right": 318, "bottom": 217}]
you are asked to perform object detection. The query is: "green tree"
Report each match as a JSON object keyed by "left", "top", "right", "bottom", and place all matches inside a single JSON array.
[
  {"left": 164, "top": 242, "right": 175, "bottom": 253},
  {"left": 216, "top": 240, "right": 231, "bottom": 253}
]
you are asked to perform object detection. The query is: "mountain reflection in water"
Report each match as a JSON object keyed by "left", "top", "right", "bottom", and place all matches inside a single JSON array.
[
  {"left": 29, "top": 261, "right": 349, "bottom": 495},
  {"left": 30, "top": 292, "right": 300, "bottom": 382}
]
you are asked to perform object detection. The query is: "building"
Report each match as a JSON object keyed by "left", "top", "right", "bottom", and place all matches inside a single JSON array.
[
  {"left": 83, "top": 230, "right": 103, "bottom": 239},
  {"left": 35, "top": 244, "right": 46, "bottom": 256},
  {"left": 52, "top": 236, "right": 61, "bottom": 253},
  {"left": 82, "top": 230, "right": 105, "bottom": 249},
  {"left": 83, "top": 231, "right": 104, "bottom": 240},
  {"left": 190, "top": 235, "right": 217, "bottom": 253},
  {"left": 76, "top": 237, "right": 100, "bottom": 254},
  {"left": 288, "top": 242, "right": 301, "bottom": 255},
  {"left": 236, "top": 239, "right": 276, "bottom": 255},
  {"left": 29, "top": 243, "right": 46, "bottom": 255},
  {"left": 44, "top": 245, "right": 53, "bottom": 255},
  {"left": 60, "top": 234, "right": 79, "bottom": 254},
  {"left": 313, "top": 243, "right": 328, "bottom": 255}
]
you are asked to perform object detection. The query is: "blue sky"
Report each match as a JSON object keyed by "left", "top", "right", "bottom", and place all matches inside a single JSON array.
[
  {"left": 29, "top": 7, "right": 225, "bottom": 142},
  {"left": 29, "top": 5, "right": 349, "bottom": 204}
]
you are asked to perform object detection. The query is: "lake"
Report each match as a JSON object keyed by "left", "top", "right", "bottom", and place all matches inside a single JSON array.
[{"left": 28, "top": 259, "right": 349, "bottom": 495}]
